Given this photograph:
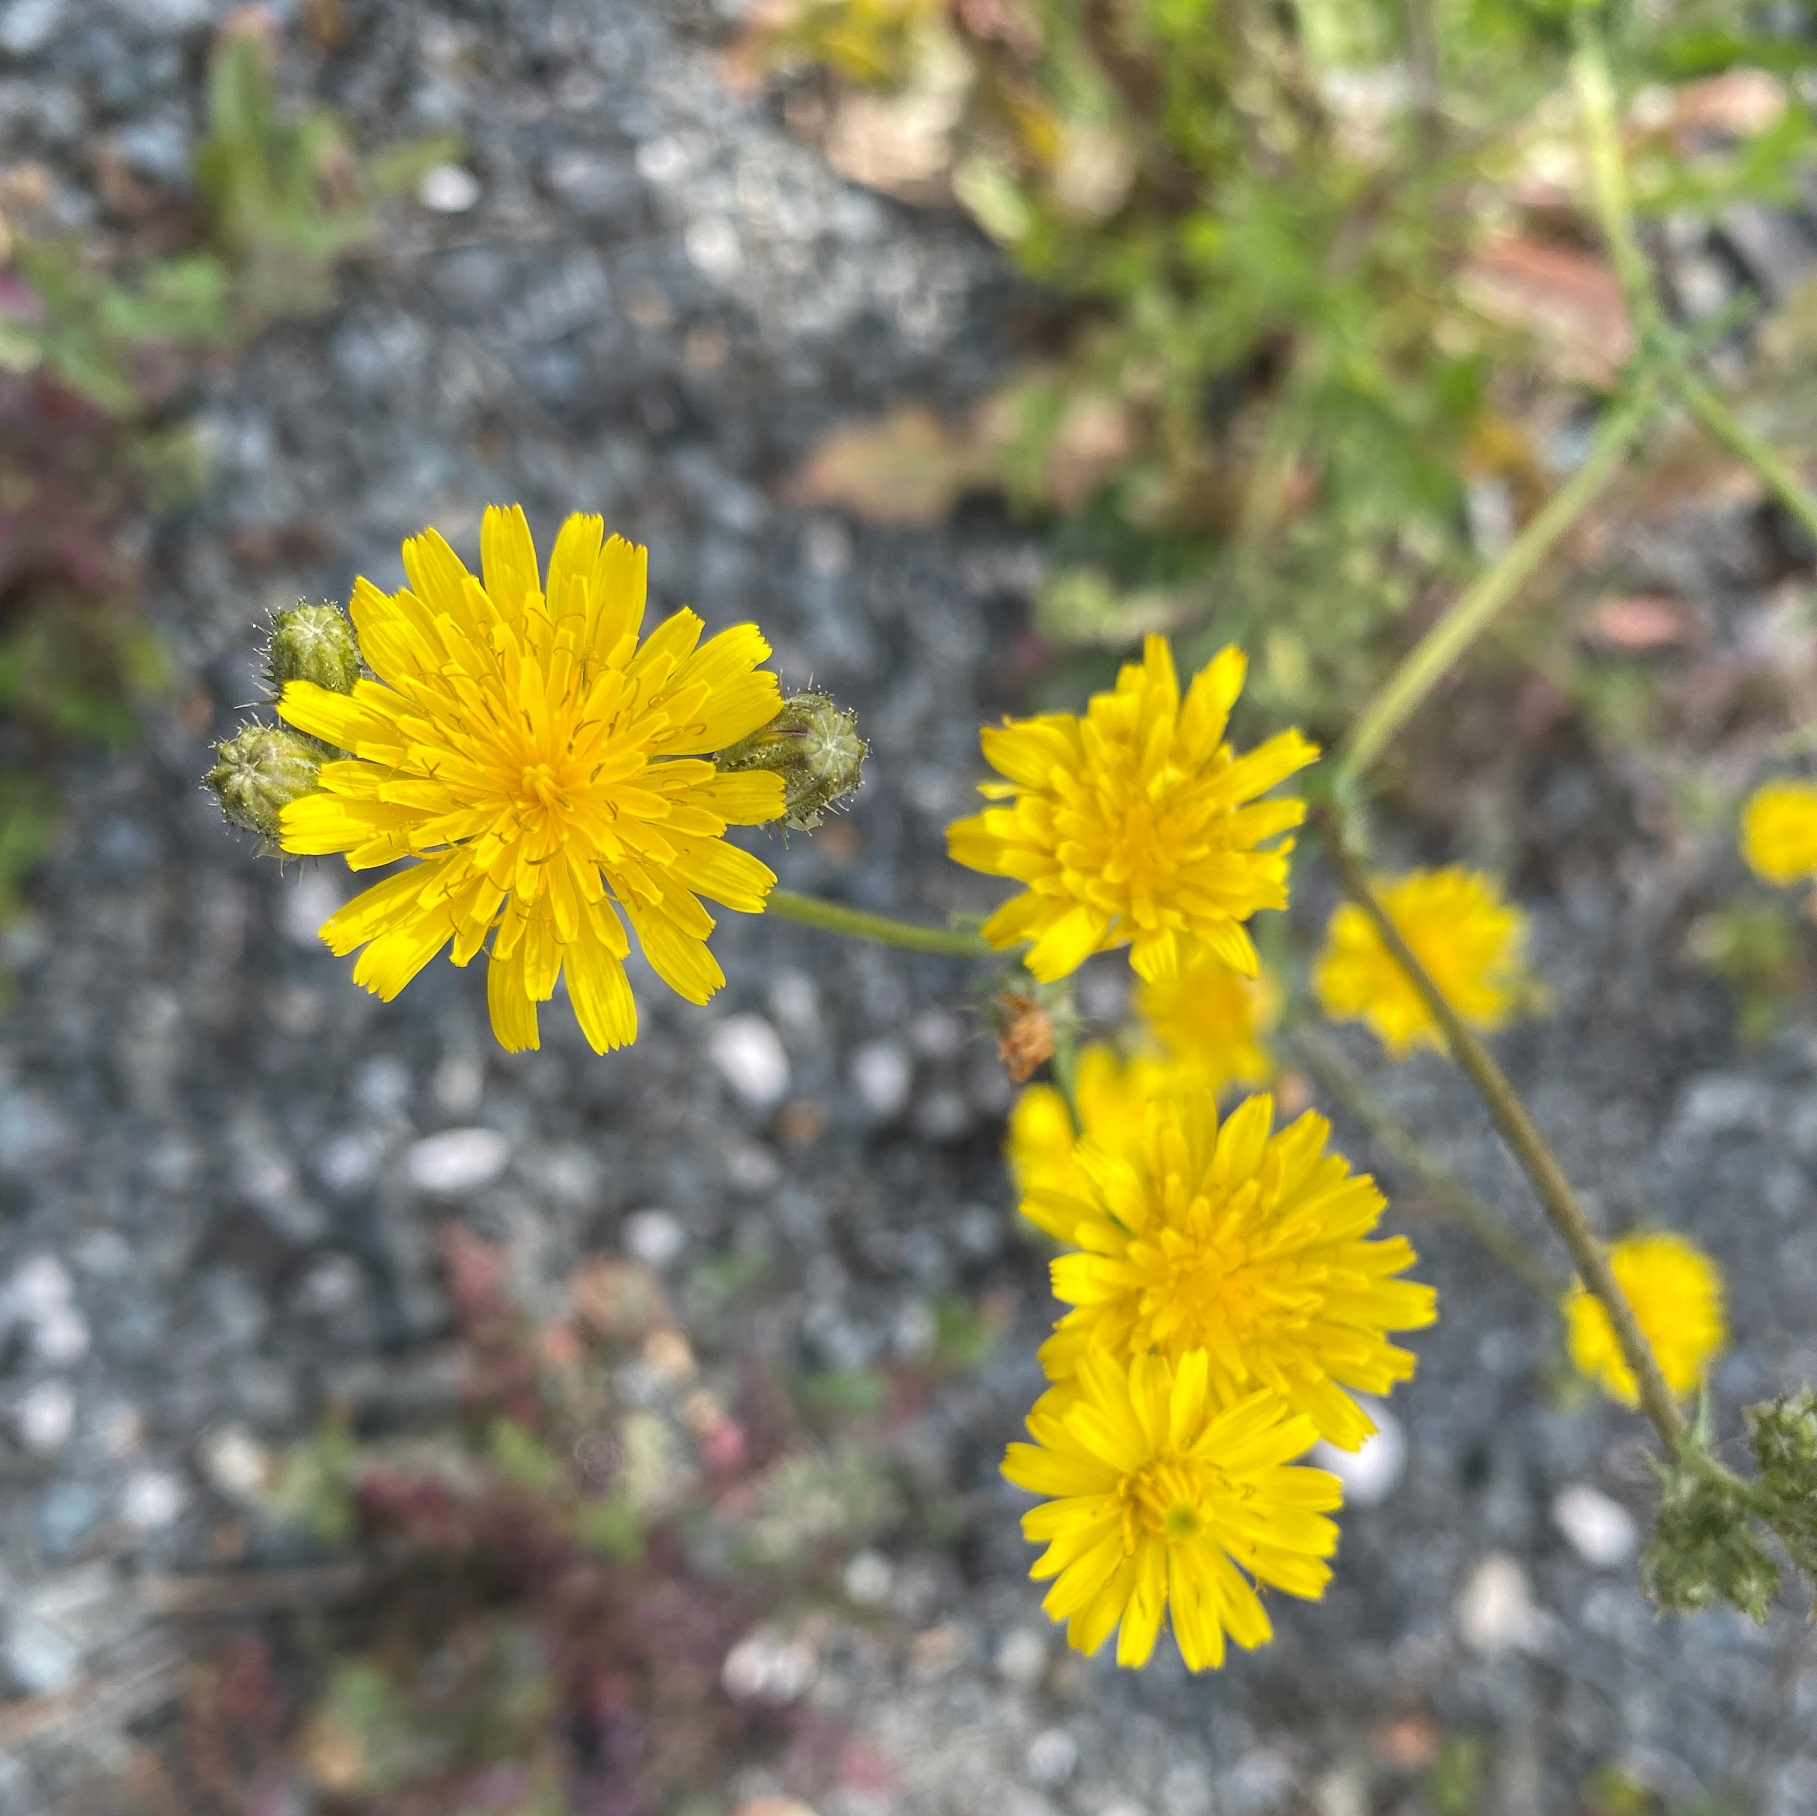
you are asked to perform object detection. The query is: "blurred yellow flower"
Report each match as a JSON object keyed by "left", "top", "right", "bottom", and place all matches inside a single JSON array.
[
  {"left": 1006, "top": 1044, "right": 1178, "bottom": 1203},
  {"left": 1029, "top": 1089, "right": 1436, "bottom": 1451},
  {"left": 1136, "top": 947, "right": 1278, "bottom": 1095},
  {"left": 1313, "top": 867, "right": 1528, "bottom": 1058},
  {"left": 948, "top": 636, "right": 1317, "bottom": 984},
  {"left": 279, "top": 507, "right": 785, "bottom": 1054},
  {"left": 1563, "top": 1232, "right": 1727, "bottom": 1407},
  {"left": 1002, "top": 1350, "right": 1340, "bottom": 1669},
  {"left": 1740, "top": 779, "right": 1817, "bottom": 887}
]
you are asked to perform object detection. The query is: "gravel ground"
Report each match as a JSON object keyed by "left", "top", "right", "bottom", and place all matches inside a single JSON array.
[{"left": 1, "top": 3, "right": 1816, "bottom": 1813}]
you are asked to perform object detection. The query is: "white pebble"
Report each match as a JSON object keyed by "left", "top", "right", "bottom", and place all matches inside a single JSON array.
[
  {"left": 843, "top": 1549, "right": 893, "bottom": 1607},
  {"left": 417, "top": 163, "right": 481, "bottom": 213},
  {"left": 1311, "top": 1406, "right": 1407, "bottom": 1508},
  {"left": 11, "top": 1254, "right": 71, "bottom": 1313},
  {"left": 120, "top": 1469, "right": 186, "bottom": 1532},
  {"left": 721, "top": 1625, "right": 816, "bottom": 1705},
  {"left": 279, "top": 868, "right": 346, "bottom": 948},
  {"left": 406, "top": 1127, "right": 511, "bottom": 1194},
  {"left": 708, "top": 1015, "right": 791, "bottom": 1111},
  {"left": 34, "top": 1306, "right": 89, "bottom": 1365},
  {"left": 851, "top": 1040, "right": 912, "bottom": 1118},
  {"left": 14, "top": 1382, "right": 74, "bottom": 1452},
  {"left": 684, "top": 215, "right": 741, "bottom": 280},
  {"left": 1552, "top": 1483, "right": 1639, "bottom": 1568},
  {"left": 1456, "top": 1551, "right": 1543, "bottom": 1655},
  {"left": 200, "top": 1424, "right": 271, "bottom": 1500},
  {"left": 1026, "top": 1728, "right": 1078, "bottom": 1786},
  {"left": 993, "top": 1626, "right": 1048, "bottom": 1688},
  {"left": 622, "top": 1208, "right": 687, "bottom": 1271}
]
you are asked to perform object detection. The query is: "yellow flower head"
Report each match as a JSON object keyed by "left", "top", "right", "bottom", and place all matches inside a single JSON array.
[
  {"left": 1007, "top": 1044, "right": 1182, "bottom": 1203},
  {"left": 276, "top": 508, "right": 786, "bottom": 1054},
  {"left": 1137, "top": 947, "right": 1279, "bottom": 1095},
  {"left": 947, "top": 636, "right": 1318, "bottom": 984},
  {"left": 1313, "top": 867, "right": 1528, "bottom": 1059},
  {"left": 1563, "top": 1232, "right": 1727, "bottom": 1407},
  {"left": 1741, "top": 779, "right": 1817, "bottom": 887},
  {"left": 1002, "top": 1350, "right": 1341, "bottom": 1670},
  {"left": 1028, "top": 1090, "right": 1436, "bottom": 1451}
]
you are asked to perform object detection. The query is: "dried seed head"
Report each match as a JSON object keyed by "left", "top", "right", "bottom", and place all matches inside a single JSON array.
[
  {"left": 994, "top": 991, "right": 1055, "bottom": 1084},
  {"left": 266, "top": 603, "right": 361, "bottom": 696},
  {"left": 716, "top": 689, "right": 867, "bottom": 831},
  {"left": 206, "top": 723, "right": 323, "bottom": 842}
]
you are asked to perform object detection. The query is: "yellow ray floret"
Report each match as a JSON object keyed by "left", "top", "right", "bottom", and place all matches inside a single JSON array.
[
  {"left": 1007, "top": 1044, "right": 1188, "bottom": 1204},
  {"left": 276, "top": 506, "right": 786, "bottom": 1054},
  {"left": 1563, "top": 1232, "right": 1727, "bottom": 1408},
  {"left": 1740, "top": 779, "right": 1817, "bottom": 887},
  {"left": 947, "top": 636, "right": 1318, "bottom": 984},
  {"left": 1136, "top": 946, "right": 1278, "bottom": 1096},
  {"left": 1002, "top": 1349, "right": 1341, "bottom": 1669},
  {"left": 1313, "top": 867, "right": 1530, "bottom": 1059},
  {"left": 1027, "top": 1088, "right": 1436, "bottom": 1452}
]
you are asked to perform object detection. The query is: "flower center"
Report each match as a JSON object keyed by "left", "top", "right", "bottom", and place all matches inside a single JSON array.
[
  {"left": 1119, "top": 1452, "right": 1219, "bottom": 1550},
  {"left": 520, "top": 762, "right": 569, "bottom": 813}
]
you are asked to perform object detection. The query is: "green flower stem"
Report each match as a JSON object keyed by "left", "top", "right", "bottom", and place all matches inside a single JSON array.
[
  {"left": 1337, "top": 383, "right": 1656, "bottom": 785},
  {"left": 763, "top": 888, "right": 997, "bottom": 958},
  {"left": 1675, "top": 370, "right": 1817, "bottom": 552},
  {"left": 1313, "top": 805, "right": 1688, "bottom": 1458},
  {"left": 1280, "top": 1021, "right": 1563, "bottom": 1298}
]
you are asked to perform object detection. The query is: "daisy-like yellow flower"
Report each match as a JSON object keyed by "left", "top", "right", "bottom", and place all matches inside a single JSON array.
[
  {"left": 1007, "top": 1044, "right": 1183, "bottom": 1203},
  {"left": 1002, "top": 1349, "right": 1341, "bottom": 1669},
  {"left": 1313, "top": 867, "right": 1528, "bottom": 1059},
  {"left": 947, "top": 637, "right": 1318, "bottom": 984},
  {"left": 277, "top": 508, "right": 786, "bottom": 1054},
  {"left": 1563, "top": 1232, "right": 1727, "bottom": 1407},
  {"left": 1136, "top": 947, "right": 1279, "bottom": 1095},
  {"left": 1027, "top": 1090, "right": 1435, "bottom": 1451},
  {"left": 1740, "top": 779, "right": 1817, "bottom": 887}
]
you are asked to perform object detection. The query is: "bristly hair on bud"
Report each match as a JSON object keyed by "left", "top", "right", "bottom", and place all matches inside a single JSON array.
[
  {"left": 265, "top": 602, "right": 362, "bottom": 697},
  {"left": 716, "top": 689, "right": 867, "bottom": 831},
  {"left": 1641, "top": 1438, "right": 1780, "bottom": 1621},
  {"left": 206, "top": 723, "right": 324, "bottom": 843}
]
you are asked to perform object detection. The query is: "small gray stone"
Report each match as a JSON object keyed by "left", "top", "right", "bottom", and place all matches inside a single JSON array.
[
  {"left": 407, "top": 1127, "right": 512, "bottom": 1194},
  {"left": 851, "top": 1040, "right": 912, "bottom": 1118},
  {"left": 708, "top": 1014, "right": 791, "bottom": 1110},
  {"left": 623, "top": 1208, "right": 687, "bottom": 1270}
]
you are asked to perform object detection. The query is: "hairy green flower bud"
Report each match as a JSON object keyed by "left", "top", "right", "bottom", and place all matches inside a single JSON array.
[
  {"left": 1641, "top": 1450, "right": 1778, "bottom": 1620},
  {"left": 1746, "top": 1391, "right": 1817, "bottom": 1582},
  {"left": 266, "top": 602, "right": 361, "bottom": 696},
  {"left": 717, "top": 689, "right": 868, "bottom": 831},
  {"left": 206, "top": 722, "right": 323, "bottom": 842}
]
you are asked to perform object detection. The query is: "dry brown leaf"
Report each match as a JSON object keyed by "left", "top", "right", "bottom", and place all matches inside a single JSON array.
[
  {"left": 823, "top": 90, "right": 957, "bottom": 202},
  {"left": 791, "top": 405, "right": 989, "bottom": 525},
  {"left": 1461, "top": 236, "right": 1633, "bottom": 387},
  {"left": 1667, "top": 69, "right": 1786, "bottom": 141}
]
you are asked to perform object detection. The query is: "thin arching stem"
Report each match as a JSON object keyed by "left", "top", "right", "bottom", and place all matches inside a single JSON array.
[
  {"left": 764, "top": 888, "right": 997, "bottom": 958},
  {"left": 1313, "top": 807, "right": 1687, "bottom": 1458}
]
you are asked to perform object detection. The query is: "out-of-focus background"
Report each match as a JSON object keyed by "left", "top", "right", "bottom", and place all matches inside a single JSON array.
[{"left": 1, "top": 1, "right": 1817, "bottom": 1811}]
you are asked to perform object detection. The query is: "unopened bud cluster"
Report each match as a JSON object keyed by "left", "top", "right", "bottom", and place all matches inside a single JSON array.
[
  {"left": 1641, "top": 1393, "right": 1817, "bottom": 1621},
  {"left": 717, "top": 689, "right": 868, "bottom": 831},
  {"left": 206, "top": 600, "right": 357, "bottom": 843}
]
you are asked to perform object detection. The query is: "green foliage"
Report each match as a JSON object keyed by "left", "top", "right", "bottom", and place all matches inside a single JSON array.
[
  {"left": 196, "top": 30, "right": 457, "bottom": 323},
  {"left": 753, "top": 0, "right": 1817, "bottom": 731},
  {"left": 1688, "top": 900, "right": 1808, "bottom": 1044},
  {"left": 1427, "top": 1732, "right": 1486, "bottom": 1816}
]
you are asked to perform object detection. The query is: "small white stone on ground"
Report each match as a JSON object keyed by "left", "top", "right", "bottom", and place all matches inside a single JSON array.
[
  {"left": 406, "top": 1127, "right": 511, "bottom": 1194},
  {"left": 200, "top": 1424, "right": 271, "bottom": 1499},
  {"left": 1311, "top": 1405, "right": 1406, "bottom": 1507},
  {"left": 843, "top": 1549, "right": 893, "bottom": 1607},
  {"left": 1553, "top": 1483, "right": 1639, "bottom": 1568},
  {"left": 120, "top": 1469, "right": 186, "bottom": 1532},
  {"left": 1457, "top": 1551, "right": 1543, "bottom": 1655},
  {"left": 851, "top": 1040, "right": 913, "bottom": 1118},
  {"left": 721, "top": 1624, "right": 816, "bottom": 1705},
  {"left": 1027, "top": 1729, "right": 1078, "bottom": 1785},
  {"left": 279, "top": 868, "right": 346, "bottom": 948},
  {"left": 14, "top": 1381, "right": 74, "bottom": 1452},
  {"left": 33, "top": 1306, "right": 88, "bottom": 1365},
  {"left": 994, "top": 1626, "right": 1049, "bottom": 1688},
  {"left": 709, "top": 1014, "right": 791, "bottom": 1110},
  {"left": 623, "top": 1208, "right": 687, "bottom": 1270},
  {"left": 417, "top": 163, "right": 481, "bottom": 213}
]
